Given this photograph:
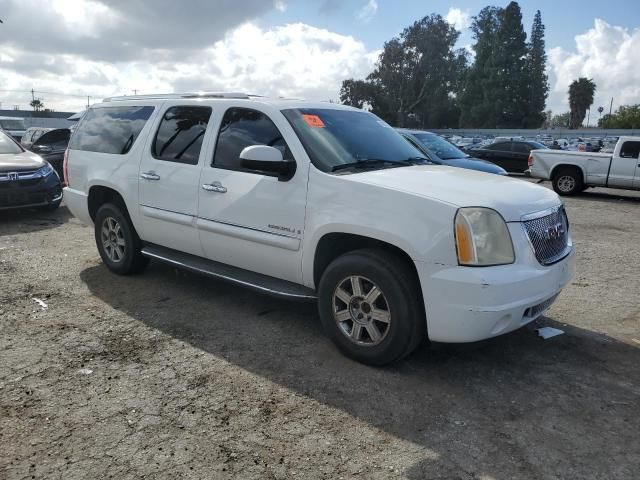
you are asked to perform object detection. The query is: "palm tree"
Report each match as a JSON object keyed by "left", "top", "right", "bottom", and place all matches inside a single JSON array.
[{"left": 568, "top": 78, "right": 596, "bottom": 129}]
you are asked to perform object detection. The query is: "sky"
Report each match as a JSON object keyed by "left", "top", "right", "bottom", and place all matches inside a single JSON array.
[{"left": 0, "top": 0, "right": 639, "bottom": 118}]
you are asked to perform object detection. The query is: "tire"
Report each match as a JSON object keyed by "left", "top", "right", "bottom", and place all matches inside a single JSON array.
[
  {"left": 552, "top": 168, "right": 583, "bottom": 196},
  {"left": 94, "top": 203, "right": 148, "bottom": 275},
  {"left": 317, "top": 249, "right": 426, "bottom": 366}
]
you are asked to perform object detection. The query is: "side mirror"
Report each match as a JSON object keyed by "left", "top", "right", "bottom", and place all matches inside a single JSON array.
[{"left": 240, "top": 145, "right": 296, "bottom": 181}]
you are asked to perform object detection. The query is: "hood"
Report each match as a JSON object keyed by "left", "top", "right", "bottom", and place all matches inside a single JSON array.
[
  {"left": 443, "top": 157, "right": 506, "bottom": 175},
  {"left": 339, "top": 165, "right": 561, "bottom": 222},
  {"left": 0, "top": 151, "right": 46, "bottom": 171}
]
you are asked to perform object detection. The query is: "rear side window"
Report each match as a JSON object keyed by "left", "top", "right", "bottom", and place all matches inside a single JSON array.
[
  {"left": 212, "top": 107, "right": 291, "bottom": 172},
  {"left": 69, "top": 106, "right": 154, "bottom": 154},
  {"left": 487, "top": 142, "right": 509, "bottom": 151},
  {"left": 36, "top": 129, "right": 70, "bottom": 147},
  {"left": 620, "top": 141, "right": 640, "bottom": 159},
  {"left": 511, "top": 142, "right": 531, "bottom": 154},
  {"left": 152, "top": 106, "right": 212, "bottom": 165}
]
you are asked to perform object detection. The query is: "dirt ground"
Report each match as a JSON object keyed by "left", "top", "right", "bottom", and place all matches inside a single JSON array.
[{"left": 1, "top": 180, "right": 639, "bottom": 479}]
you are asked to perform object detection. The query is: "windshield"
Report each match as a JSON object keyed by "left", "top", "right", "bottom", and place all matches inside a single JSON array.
[
  {"left": 281, "top": 108, "right": 424, "bottom": 172},
  {"left": 413, "top": 133, "right": 467, "bottom": 160},
  {"left": 528, "top": 141, "right": 547, "bottom": 149},
  {"left": 0, "top": 130, "right": 24, "bottom": 154},
  {"left": 0, "top": 119, "right": 26, "bottom": 131}
]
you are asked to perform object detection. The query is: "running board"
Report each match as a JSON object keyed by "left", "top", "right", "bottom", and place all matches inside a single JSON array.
[{"left": 141, "top": 244, "right": 317, "bottom": 301}]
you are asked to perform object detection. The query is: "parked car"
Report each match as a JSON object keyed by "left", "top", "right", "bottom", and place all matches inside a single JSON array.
[
  {"left": 63, "top": 92, "right": 574, "bottom": 365},
  {"left": 528, "top": 136, "right": 640, "bottom": 195},
  {"left": 398, "top": 129, "right": 507, "bottom": 175},
  {"left": 468, "top": 140, "right": 547, "bottom": 173},
  {"left": 0, "top": 129, "right": 62, "bottom": 211},
  {"left": 28, "top": 128, "right": 71, "bottom": 179},
  {"left": 21, "top": 127, "right": 54, "bottom": 149},
  {"left": 0, "top": 116, "right": 27, "bottom": 142}
]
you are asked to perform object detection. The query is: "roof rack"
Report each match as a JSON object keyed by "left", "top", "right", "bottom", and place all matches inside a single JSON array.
[{"left": 102, "top": 92, "right": 258, "bottom": 102}]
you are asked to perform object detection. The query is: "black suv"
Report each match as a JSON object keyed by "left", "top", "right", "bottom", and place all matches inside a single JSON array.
[{"left": 28, "top": 128, "right": 70, "bottom": 179}]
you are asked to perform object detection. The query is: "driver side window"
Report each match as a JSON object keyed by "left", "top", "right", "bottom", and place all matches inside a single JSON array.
[
  {"left": 620, "top": 141, "right": 640, "bottom": 159},
  {"left": 212, "top": 107, "right": 292, "bottom": 173}
]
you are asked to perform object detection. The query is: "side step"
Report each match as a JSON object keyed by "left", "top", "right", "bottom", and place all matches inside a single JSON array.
[{"left": 141, "top": 244, "right": 317, "bottom": 301}]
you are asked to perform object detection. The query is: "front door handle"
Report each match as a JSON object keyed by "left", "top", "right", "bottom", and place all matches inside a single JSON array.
[
  {"left": 140, "top": 171, "right": 161, "bottom": 181},
  {"left": 202, "top": 181, "right": 227, "bottom": 193}
]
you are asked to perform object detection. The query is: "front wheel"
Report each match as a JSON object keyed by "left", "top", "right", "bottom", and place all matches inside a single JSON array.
[
  {"left": 94, "top": 203, "right": 148, "bottom": 275},
  {"left": 552, "top": 168, "right": 583, "bottom": 196},
  {"left": 317, "top": 249, "right": 426, "bottom": 366}
]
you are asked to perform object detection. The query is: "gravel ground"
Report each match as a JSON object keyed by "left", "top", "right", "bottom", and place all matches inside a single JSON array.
[{"left": 1, "top": 181, "right": 639, "bottom": 479}]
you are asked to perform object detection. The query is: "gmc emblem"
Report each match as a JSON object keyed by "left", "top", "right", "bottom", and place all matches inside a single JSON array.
[{"left": 545, "top": 223, "right": 565, "bottom": 240}]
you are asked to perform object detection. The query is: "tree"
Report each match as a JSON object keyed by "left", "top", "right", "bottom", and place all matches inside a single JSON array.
[
  {"left": 524, "top": 10, "right": 549, "bottom": 128},
  {"left": 598, "top": 104, "right": 640, "bottom": 129},
  {"left": 568, "top": 78, "right": 596, "bottom": 129},
  {"left": 550, "top": 112, "right": 570, "bottom": 128},
  {"left": 351, "top": 14, "right": 466, "bottom": 127},
  {"left": 339, "top": 79, "right": 374, "bottom": 109},
  {"left": 459, "top": 2, "right": 531, "bottom": 128},
  {"left": 459, "top": 6, "right": 502, "bottom": 127}
]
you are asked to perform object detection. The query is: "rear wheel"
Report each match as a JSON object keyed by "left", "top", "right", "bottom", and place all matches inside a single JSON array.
[
  {"left": 94, "top": 203, "right": 148, "bottom": 275},
  {"left": 552, "top": 168, "right": 583, "bottom": 196},
  {"left": 317, "top": 249, "right": 426, "bottom": 366}
]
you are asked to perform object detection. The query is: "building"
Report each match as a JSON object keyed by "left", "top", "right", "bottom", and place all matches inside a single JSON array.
[{"left": 0, "top": 109, "right": 77, "bottom": 129}]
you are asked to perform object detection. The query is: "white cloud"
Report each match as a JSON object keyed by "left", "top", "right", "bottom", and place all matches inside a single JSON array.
[
  {"left": 548, "top": 19, "right": 640, "bottom": 114},
  {"left": 0, "top": 22, "right": 378, "bottom": 111},
  {"left": 445, "top": 7, "right": 471, "bottom": 32},
  {"left": 357, "top": 0, "right": 378, "bottom": 23},
  {"left": 274, "top": 1, "right": 287, "bottom": 12}
]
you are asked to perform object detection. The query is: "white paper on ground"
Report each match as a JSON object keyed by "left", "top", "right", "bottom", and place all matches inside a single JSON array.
[
  {"left": 33, "top": 298, "right": 48, "bottom": 310},
  {"left": 537, "top": 327, "right": 564, "bottom": 339}
]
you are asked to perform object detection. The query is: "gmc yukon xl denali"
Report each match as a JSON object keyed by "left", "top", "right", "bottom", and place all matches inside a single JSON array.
[{"left": 63, "top": 93, "right": 575, "bottom": 365}]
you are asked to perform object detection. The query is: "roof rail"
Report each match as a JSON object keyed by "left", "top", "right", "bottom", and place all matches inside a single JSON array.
[{"left": 102, "top": 92, "right": 256, "bottom": 102}]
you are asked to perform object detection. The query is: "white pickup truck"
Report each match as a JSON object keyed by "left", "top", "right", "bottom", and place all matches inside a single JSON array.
[
  {"left": 527, "top": 136, "right": 640, "bottom": 195},
  {"left": 63, "top": 92, "right": 574, "bottom": 365}
]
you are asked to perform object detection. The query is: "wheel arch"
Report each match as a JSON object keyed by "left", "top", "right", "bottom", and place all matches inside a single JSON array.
[
  {"left": 87, "top": 184, "right": 130, "bottom": 222},
  {"left": 549, "top": 163, "right": 586, "bottom": 183}
]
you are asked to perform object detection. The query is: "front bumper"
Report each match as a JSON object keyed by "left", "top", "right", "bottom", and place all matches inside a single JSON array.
[
  {"left": 0, "top": 172, "right": 62, "bottom": 210},
  {"left": 416, "top": 222, "right": 575, "bottom": 343}
]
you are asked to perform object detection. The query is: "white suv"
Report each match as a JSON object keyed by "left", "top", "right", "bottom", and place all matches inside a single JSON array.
[{"left": 63, "top": 93, "right": 575, "bottom": 365}]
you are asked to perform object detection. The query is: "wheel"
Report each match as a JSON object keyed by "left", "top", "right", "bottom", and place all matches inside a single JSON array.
[
  {"left": 317, "top": 249, "right": 426, "bottom": 366},
  {"left": 552, "top": 168, "right": 583, "bottom": 196},
  {"left": 94, "top": 203, "right": 148, "bottom": 275}
]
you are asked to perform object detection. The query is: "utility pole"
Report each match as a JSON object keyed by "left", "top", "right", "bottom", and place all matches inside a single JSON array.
[
  {"left": 133, "top": 89, "right": 138, "bottom": 95},
  {"left": 608, "top": 97, "right": 614, "bottom": 129},
  {"left": 31, "top": 88, "right": 35, "bottom": 102},
  {"left": 87, "top": 96, "right": 90, "bottom": 109}
]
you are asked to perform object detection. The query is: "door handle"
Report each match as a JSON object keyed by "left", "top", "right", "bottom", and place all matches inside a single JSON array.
[
  {"left": 202, "top": 182, "right": 227, "bottom": 193},
  {"left": 140, "top": 171, "right": 161, "bottom": 181}
]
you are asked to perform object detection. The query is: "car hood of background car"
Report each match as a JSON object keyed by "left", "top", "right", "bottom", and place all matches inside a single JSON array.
[
  {"left": 442, "top": 157, "right": 507, "bottom": 175},
  {"left": 0, "top": 151, "right": 46, "bottom": 171},
  {"left": 340, "top": 165, "right": 561, "bottom": 222}
]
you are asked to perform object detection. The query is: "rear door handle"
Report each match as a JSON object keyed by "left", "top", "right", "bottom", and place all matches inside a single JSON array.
[
  {"left": 202, "top": 182, "right": 227, "bottom": 193},
  {"left": 140, "top": 171, "right": 161, "bottom": 181}
]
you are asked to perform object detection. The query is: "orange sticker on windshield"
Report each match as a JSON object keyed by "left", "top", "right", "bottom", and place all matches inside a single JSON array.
[{"left": 302, "top": 114, "right": 325, "bottom": 128}]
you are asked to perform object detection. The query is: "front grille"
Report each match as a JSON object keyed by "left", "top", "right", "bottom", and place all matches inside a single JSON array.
[
  {"left": 0, "top": 170, "right": 44, "bottom": 188},
  {"left": 524, "top": 293, "right": 559, "bottom": 319},
  {"left": 522, "top": 207, "right": 571, "bottom": 265}
]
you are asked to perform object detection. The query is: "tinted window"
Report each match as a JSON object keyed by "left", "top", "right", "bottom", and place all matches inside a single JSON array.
[
  {"left": 0, "top": 130, "right": 23, "bottom": 154},
  {"left": 152, "top": 106, "right": 212, "bottom": 165},
  {"left": 213, "top": 108, "right": 291, "bottom": 172},
  {"left": 35, "top": 129, "right": 70, "bottom": 147},
  {"left": 486, "top": 142, "right": 509, "bottom": 151},
  {"left": 620, "top": 141, "right": 640, "bottom": 159},
  {"left": 512, "top": 142, "right": 532, "bottom": 154},
  {"left": 69, "top": 106, "right": 154, "bottom": 154},
  {"left": 282, "top": 108, "right": 422, "bottom": 172},
  {"left": 413, "top": 133, "right": 466, "bottom": 160}
]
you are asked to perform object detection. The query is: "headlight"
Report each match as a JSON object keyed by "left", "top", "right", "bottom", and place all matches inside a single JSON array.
[
  {"left": 39, "top": 163, "right": 54, "bottom": 177},
  {"left": 454, "top": 207, "right": 515, "bottom": 266}
]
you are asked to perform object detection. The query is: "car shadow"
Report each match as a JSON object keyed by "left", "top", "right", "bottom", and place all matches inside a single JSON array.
[
  {"left": 80, "top": 262, "right": 640, "bottom": 478},
  {"left": 0, "top": 204, "right": 72, "bottom": 235}
]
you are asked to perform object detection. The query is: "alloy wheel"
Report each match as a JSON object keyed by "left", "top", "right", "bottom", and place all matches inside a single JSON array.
[{"left": 101, "top": 216, "right": 126, "bottom": 263}]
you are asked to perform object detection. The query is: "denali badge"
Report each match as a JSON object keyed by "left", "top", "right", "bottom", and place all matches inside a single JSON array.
[
  {"left": 545, "top": 223, "right": 565, "bottom": 240},
  {"left": 8, "top": 172, "right": 19, "bottom": 181}
]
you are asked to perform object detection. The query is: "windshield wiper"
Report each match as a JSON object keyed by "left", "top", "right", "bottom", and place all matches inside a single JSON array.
[{"left": 331, "top": 157, "right": 429, "bottom": 172}]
